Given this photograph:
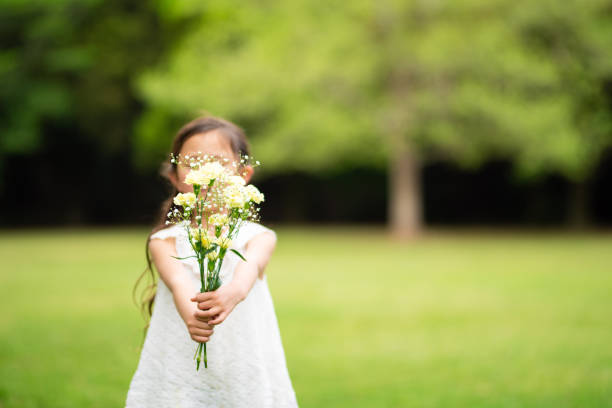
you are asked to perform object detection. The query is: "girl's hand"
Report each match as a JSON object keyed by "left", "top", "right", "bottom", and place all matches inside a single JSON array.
[
  {"left": 190, "top": 283, "right": 246, "bottom": 326},
  {"left": 186, "top": 316, "right": 215, "bottom": 343}
]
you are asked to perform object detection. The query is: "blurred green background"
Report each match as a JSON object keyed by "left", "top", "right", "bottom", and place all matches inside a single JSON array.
[
  {"left": 1, "top": 228, "right": 612, "bottom": 407},
  {"left": 1, "top": 0, "right": 612, "bottom": 407}
]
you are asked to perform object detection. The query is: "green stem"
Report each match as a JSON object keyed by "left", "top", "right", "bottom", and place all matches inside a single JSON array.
[
  {"left": 192, "top": 179, "right": 217, "bottom": 370},
  {"left": 199, "top": 254, "right": 206, "bottom": 291},
  {"left": 195, "top": 342, "right": 202, "bottom": 370},
  {"left": 203, "top": 343, "right": 208, "bottom": 368}
]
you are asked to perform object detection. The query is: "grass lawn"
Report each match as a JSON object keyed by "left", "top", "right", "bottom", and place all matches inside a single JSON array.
[{"left": 1, "top": 226, "right": 611, "bottom": 407}]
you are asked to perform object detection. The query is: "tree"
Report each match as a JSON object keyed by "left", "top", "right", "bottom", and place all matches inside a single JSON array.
[
  {"left": 135, "top": 0, "right": 612, "bottom": 236},
  {"left": 0, "top": 0, "right": 180, "bottom": 162},
  {"left": 0, "top": 0, "right": 182, "bottom": 223},
  {"left": 510, "top": 0, "right": 612, "bottom": 227}
]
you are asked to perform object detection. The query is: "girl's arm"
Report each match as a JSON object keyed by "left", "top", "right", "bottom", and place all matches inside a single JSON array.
[
  {"left": 148, "top": 237, "right": 215, "bottom": 343},
  {"left": 190, "top": 231, "right": 277, "bottom": 325}
]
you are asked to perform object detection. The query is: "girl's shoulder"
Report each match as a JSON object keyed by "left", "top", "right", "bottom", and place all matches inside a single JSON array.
[
  {"left": 233, "top": 221, "right": 276, "bottom": 249},
  {"left": 149, "top": 224, "right": 184, "bottom": 241}
]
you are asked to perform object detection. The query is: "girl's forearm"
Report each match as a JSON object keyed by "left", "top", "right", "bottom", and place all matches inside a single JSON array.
[
  {"left": 168, "top": 277, "right": 198, "bottom": 326},
  {"left": 149, "top": 239, "right": 197, "bottom": 326},
  {"left": 228, "top": 262, "right": 260, "bottom": 301},
  {"left": 228, "top": 232, "right": 276, "bottom": 301}
]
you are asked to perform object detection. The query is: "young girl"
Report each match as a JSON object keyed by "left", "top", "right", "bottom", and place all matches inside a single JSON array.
[{"left": 126, "top": 116, "right": 298, "bottom": 407}]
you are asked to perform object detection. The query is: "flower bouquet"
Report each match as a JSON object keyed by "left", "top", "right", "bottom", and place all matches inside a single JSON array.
[{"left": 165, "top": 152, "right": 265, "bottom": 370}]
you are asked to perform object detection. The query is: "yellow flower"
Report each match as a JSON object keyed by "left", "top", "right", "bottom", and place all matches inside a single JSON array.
[
  {"left": 206, "top": 250, "right": 219, "bottom": 261},
  {"left": 184, "top": 161, "right": 227, "bottom": 186},
  {"left": 223, "top": 185, "right": 248, "bottom": 208},
  {"left": 173, "top": 192, "right": 197, "bottom": 207},
  {"left": 184, "top": 169, "right": 209, "bottom": 186},
  {"left": 208, "top": 213, "right": 228, "bottom": 226},
  {"left": 201, "top": 161, "right": 227, "bottom": 183},
  {"left": 245, "top": 184, "right": 265, "bottom": 204},
  {"left": 189, "top": 227, "right": 212, "bottom": 247},
  {"left": 214, "top": 236, "right": 232, "bottom": 249},
  {"left": 189, "top": 227, "right": 201, "bottom": 242}
]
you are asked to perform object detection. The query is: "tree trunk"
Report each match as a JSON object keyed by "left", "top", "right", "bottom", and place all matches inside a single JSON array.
[
  {"left": 567, "top": 179, "right": 589, "bottom": 229},
  {"left": 388, "top": 138, "right": 423, "bottom": 239}
]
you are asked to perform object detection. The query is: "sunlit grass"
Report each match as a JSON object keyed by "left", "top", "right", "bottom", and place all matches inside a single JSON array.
[{"left": 1, "top": 226, "right": 611, "bottom": 407}]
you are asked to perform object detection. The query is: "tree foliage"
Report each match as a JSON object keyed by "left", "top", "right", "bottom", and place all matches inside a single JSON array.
[
  {"left": 0, "top": 0, "right": 179, "bottom": 157},
  {"left": 136, "top": 0, "right": 612, "bottom": 182}
]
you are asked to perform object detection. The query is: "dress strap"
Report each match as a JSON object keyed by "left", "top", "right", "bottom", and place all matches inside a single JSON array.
[{"left": 232, "top": 221, "right": 276, "bottom": 249}]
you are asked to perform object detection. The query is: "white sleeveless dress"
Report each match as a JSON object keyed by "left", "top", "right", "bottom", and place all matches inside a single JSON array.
[{"left": 125, "top": 221, "right": 298, "bottom": 407}]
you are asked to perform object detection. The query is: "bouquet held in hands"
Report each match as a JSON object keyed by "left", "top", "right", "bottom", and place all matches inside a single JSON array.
[{"left": 165, "top": 152, "right": 265, "bottom": 370}]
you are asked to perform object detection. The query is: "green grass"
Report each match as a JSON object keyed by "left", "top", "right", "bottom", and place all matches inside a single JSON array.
[{"left": 1, "top": 226, "right": 611, "bottom": 407}]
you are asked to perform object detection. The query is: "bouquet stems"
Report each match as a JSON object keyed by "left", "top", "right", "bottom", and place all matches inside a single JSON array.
[
  {"left": 196, "top": 254, "right": 208, "bottom": 370},
  {"left": 194, "top": 245, "right": 223, "bottom": 370},
  {"left": 195, "top": 342, "right": 207, "bottom": 370}
]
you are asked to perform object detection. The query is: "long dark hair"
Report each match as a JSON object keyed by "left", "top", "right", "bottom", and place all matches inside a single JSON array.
[{"left": 132, "top": 116, "right": 251, "bottom": 340}]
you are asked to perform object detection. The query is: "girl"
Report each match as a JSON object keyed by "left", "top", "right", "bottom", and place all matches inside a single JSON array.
[{"left": 126, "top": 116, "right": 298, "bottom": 407}]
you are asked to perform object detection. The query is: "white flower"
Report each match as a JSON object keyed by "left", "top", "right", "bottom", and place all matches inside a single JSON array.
[
  {"left": 208, "top": 213, "right": 228, "bottom": 226},
  {"left": 245, "top": 184, "right": 265, "bottom": 204},
  {"left": 173, "top": 192, "right": 197, "bottom": 208},
  {"left": 227, "top": 175, "right": 246, "bottom": 186},
  {"left": 223, "top": 185, "right": 248, "bottom": 208}
]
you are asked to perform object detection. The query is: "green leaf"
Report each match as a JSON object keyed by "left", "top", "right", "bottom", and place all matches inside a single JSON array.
[
  {"left": 203, "top": 244, "right": 218, "bottom": 255},
  {"left": 230, "top": 248, "right": 247, "bottom": 262},
  {"left": 171, "top": 255, "right": 198, "bottom": 260}
]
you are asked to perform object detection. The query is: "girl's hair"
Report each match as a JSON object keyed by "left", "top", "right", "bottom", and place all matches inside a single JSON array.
[{"left": 132, "top": 116, "right": 251, "bottom": 341}]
